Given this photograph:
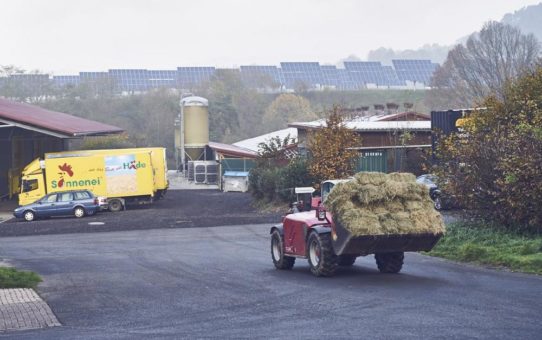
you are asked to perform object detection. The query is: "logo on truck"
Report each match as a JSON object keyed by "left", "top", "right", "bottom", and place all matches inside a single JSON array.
[
  {"left": 51, "top": 163, "right": 101, "bottom": 189},
  {"left": 56, "top": 163, "right": 74, "bottom": 188}
]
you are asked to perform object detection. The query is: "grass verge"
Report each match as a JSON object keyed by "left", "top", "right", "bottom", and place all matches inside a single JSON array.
[
  {"left": 427, "top": 222, "right": 542, "bottom": 275},
  {"left": 0, "top": 267, "right": 42, "bottom": 288}
]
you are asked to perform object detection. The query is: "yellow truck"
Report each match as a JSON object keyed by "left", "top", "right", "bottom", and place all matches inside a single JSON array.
[{"left": 19, "top": 148, "right": 168, "bottom": 212}]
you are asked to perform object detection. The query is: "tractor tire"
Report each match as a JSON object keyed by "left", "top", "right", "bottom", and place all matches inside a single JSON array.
[
  {"left": 271, "top": 230, "right": 295, "bottom": 270},
  {"left": 108, "top": 199, "right": 123, "bottom": 212},
  {"left": 375, "top": 252, "right": 404, "bottom": 273},
  {"left": 307, "top": 232, "right": 338, "bottom": 277},
  {"left": 338, "top": 255, "right": 357, "bottom": 266}
]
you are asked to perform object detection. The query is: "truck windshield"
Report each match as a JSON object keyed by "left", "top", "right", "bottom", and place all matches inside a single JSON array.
[{"left": 22, "top": 179, "right": 38, "bottom": 193}]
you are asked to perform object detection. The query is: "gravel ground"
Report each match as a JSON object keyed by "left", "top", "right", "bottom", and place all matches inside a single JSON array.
[{"left": 0, "top": 190, "right": 280, "bottom": 237}]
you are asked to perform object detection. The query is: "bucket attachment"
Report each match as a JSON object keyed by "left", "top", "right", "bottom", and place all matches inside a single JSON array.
[{"left": 332, "top": 220, "right": 443, "bottom": 256}]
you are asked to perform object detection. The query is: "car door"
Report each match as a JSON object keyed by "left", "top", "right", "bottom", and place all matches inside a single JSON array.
[
  {"left": 56, "top": 192, "right": 74, "bottom": 216},
  {"left": 35, "top": 194, "right": 58, "bottom": 217}
]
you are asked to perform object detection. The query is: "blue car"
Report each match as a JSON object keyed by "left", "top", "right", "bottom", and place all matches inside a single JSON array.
[{"left": 14, "top": 190, "right": 101, "bottom": 222}]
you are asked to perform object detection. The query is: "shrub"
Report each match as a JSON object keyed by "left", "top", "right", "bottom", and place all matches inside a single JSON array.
[{"left": 434, "top": 66, "right": 542, "bottom": 232}]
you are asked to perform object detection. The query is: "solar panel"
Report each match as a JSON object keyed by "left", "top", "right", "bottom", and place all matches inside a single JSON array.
[
  {"left": 392, "top": 59, "right": 438, "bottom": 85},
  {"left": 240, "top": 65, "right": 283, "bottom": 88},
  {"left": 7, "top": 74, "right": 51, "bottom": 93},
  {"left": 280, "top": 62, "right": 324, "bottom": 89},
  {"left": 177, "top": 67, "right": 216, "bottom": 89},
  {"left": 147, "top": 70, "right": 177, "bottom": 88},
  {"left": 109, "top": 69, "right": 149, "bottom": 92},
  {"left": 53, "top": 75, "right": 80, "bottom": 87},
  {"left": 344, "top": 61, "right": 398, "bottom": 88}
]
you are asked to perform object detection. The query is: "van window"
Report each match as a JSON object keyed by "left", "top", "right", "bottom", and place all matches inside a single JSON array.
[{"left": 22, "top": 179, "right": 38, "bottom": 193}]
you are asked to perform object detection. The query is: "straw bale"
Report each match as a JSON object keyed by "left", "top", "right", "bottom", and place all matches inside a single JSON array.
[{"left": 326, "top": 172, "right": 445, "bottom": 236}]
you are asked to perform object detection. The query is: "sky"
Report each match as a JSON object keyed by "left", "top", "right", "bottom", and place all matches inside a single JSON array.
[{"left": 1, "top": 0, "right": 541, "bottom": 74}]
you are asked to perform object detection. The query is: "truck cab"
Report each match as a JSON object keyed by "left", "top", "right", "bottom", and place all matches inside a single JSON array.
[{"left": 19, "top": 159, "right": 47, "bottom": 205}]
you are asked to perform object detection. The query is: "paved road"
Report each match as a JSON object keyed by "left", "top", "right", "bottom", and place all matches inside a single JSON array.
[{"left": 0, "top": 224, "right": 540, "bottom": 339}]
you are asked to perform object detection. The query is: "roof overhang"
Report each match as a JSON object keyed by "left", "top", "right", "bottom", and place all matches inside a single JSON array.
[{"left": 0, "top": 118, "right": 72, "bottom": 138}]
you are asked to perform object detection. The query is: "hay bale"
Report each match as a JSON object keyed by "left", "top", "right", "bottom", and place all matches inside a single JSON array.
[{"left": 326, "top": 172, "right": 445, "bottom": 236}]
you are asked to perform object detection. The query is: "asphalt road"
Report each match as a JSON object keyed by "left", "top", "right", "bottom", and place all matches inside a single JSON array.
[{"left": 0, "top": 224, "right": 541, "bottom": 339}]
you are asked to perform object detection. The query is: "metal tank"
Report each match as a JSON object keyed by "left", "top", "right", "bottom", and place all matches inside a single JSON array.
[{"left": 180, "top": 96, "right": 209, "bottom": 162}]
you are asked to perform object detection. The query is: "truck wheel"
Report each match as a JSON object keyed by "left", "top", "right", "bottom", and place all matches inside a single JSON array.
[
  {"left": 307, "top": 232, "right": 338, "bottom": 277},
  {"left": 23, "top": 210, "right": 35, "bottom": 222},
  {"left": 73, "top": 207, "right": 85, "bottom": 218},
  {"left": 271, "top": 230, "right": 295, "bottom": 270},
  {"left": 338, "top": 255, "right": 356, "bottom": 266},
  {"left": 108, "top": 199, "right": 123, "bottom": 212},
  {"left": 375, "top": 252, "right": 404, "bottom": 273}
]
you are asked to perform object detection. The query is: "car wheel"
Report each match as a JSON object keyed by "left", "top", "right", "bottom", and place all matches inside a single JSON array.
[
  {"left": 271, "top": 230, "right": 295, "bottom": 270},
  {"left": 433, "top": 196, "right": 442, "bottom": 210},
  {"left": 74, "top": 207, "right": 85, "bottom": 218},
  {"left": 23, "top": 210, "right": 35, "bottom": 222}
]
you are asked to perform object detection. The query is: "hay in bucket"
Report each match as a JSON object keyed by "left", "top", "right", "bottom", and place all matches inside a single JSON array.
[{"left": 326, "top": 172, "right": 445, "bottom": 236}]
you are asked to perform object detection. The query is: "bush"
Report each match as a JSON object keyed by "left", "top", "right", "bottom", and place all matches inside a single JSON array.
[
  {"left": 0, "top": 268, "right": 42, "bottom": 288},
  {"left": 249, "top": 158, "right": 315, "bottom": 202},
  {"left": 434, "top": 66, "right": 542, "bottom": 232}
]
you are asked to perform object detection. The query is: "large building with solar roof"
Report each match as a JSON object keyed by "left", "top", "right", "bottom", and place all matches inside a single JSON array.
[{"left": 3, "top": 59, "right": 440, "bottom": 94}]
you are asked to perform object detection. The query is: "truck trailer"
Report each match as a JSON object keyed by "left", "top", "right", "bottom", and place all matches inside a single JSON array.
[{"left": 19, "top": 149, "right": 163, "bottom": 211}]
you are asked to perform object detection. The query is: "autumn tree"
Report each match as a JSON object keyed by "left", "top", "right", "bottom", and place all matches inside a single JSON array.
[
  {"left": 434, "top": 65, "right": 542, "bottom": 232},
  {"left": 262, "top": 93, "right": 317, "bottom": 131},
  {"left": 428, "top": 21, "right": 540, "bottom": 109},
  {"left": 308, "top": 106, "right": 362, "bottom": 184}
]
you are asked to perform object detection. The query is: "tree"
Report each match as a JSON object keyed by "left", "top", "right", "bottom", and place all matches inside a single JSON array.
[
  {"left": 434, "top": 65, "right": 542, "bottom": 232},
  {"left": 257, "top": 134, "right": 296, "bottom": 166},
  {"left": 262, "top": 94, "right": 316, "bottom": 131},
  {"left": 429, "top": 21, "right": 540, "bottom": 108},
  {"left": 308, "top": 106, "right": 362, "bottom": 184}
]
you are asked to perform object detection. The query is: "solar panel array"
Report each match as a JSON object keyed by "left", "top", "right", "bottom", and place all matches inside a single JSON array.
[
  {"left": 280, "top": 62, "right": 324, "bottom": 89},
  {"left": 240, "top": 66, "right": 283, "bottom": 88},
  {"left": 392, "top": 60, "right": 438, "bottom": 84},
  {"left": 176, "top": 67, "right": 216, "bottom": 89},
  {"left": 1, "top": 60, "right": 440, "bottom": 93},
  {"left": 53, "top": 75, "right": 80, "bottom": 87}
]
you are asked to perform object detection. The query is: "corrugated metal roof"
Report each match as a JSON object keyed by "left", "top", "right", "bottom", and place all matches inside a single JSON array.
[
  {"left": 233, "top": 127, "right": 297, "bottom": 152},
  {"left": 0, "top": 98, "right": 123, "bottom": 137},
  {"left": 289, "top": 120, "right": 430, "bottom": 131},
  {"left": 208, "top": 141, "right": 258, "bottom": 158}
]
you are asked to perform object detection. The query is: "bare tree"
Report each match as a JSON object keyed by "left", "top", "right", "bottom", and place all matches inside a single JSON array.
[{"left": 429, "top": 21, "right": 540, "bottom": 108}]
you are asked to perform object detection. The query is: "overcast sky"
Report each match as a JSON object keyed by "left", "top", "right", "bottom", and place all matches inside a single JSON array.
[{"left": 2, "top": 0, "right": 540, "bottom": 74}]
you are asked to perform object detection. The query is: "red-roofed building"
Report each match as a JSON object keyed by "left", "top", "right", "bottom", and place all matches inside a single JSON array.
[{"left": 0, "top": 98, "right": 123, "bottom": 198}]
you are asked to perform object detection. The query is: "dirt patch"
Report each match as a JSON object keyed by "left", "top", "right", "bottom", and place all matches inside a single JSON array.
[{"left": 0, "top": 190, "right": 280, "bottom": 237}]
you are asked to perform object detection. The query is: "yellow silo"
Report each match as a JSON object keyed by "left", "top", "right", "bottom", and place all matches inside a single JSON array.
[{"left": 181, "top": 96, "right": 209, "bottom": 160}]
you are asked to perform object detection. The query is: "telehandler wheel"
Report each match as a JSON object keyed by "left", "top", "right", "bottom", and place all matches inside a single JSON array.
[
  {"left": 338, "top": 255, "right": 357, "bottom": 266},
  {"left": 271, "top": 230, "right": 295, "bottom": 270},
  {"left": 375, "top": 252, "right": 404, "bottom": 273},
  {"left": 307, "top": 232, "right": 338, "bottom": 277}
]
